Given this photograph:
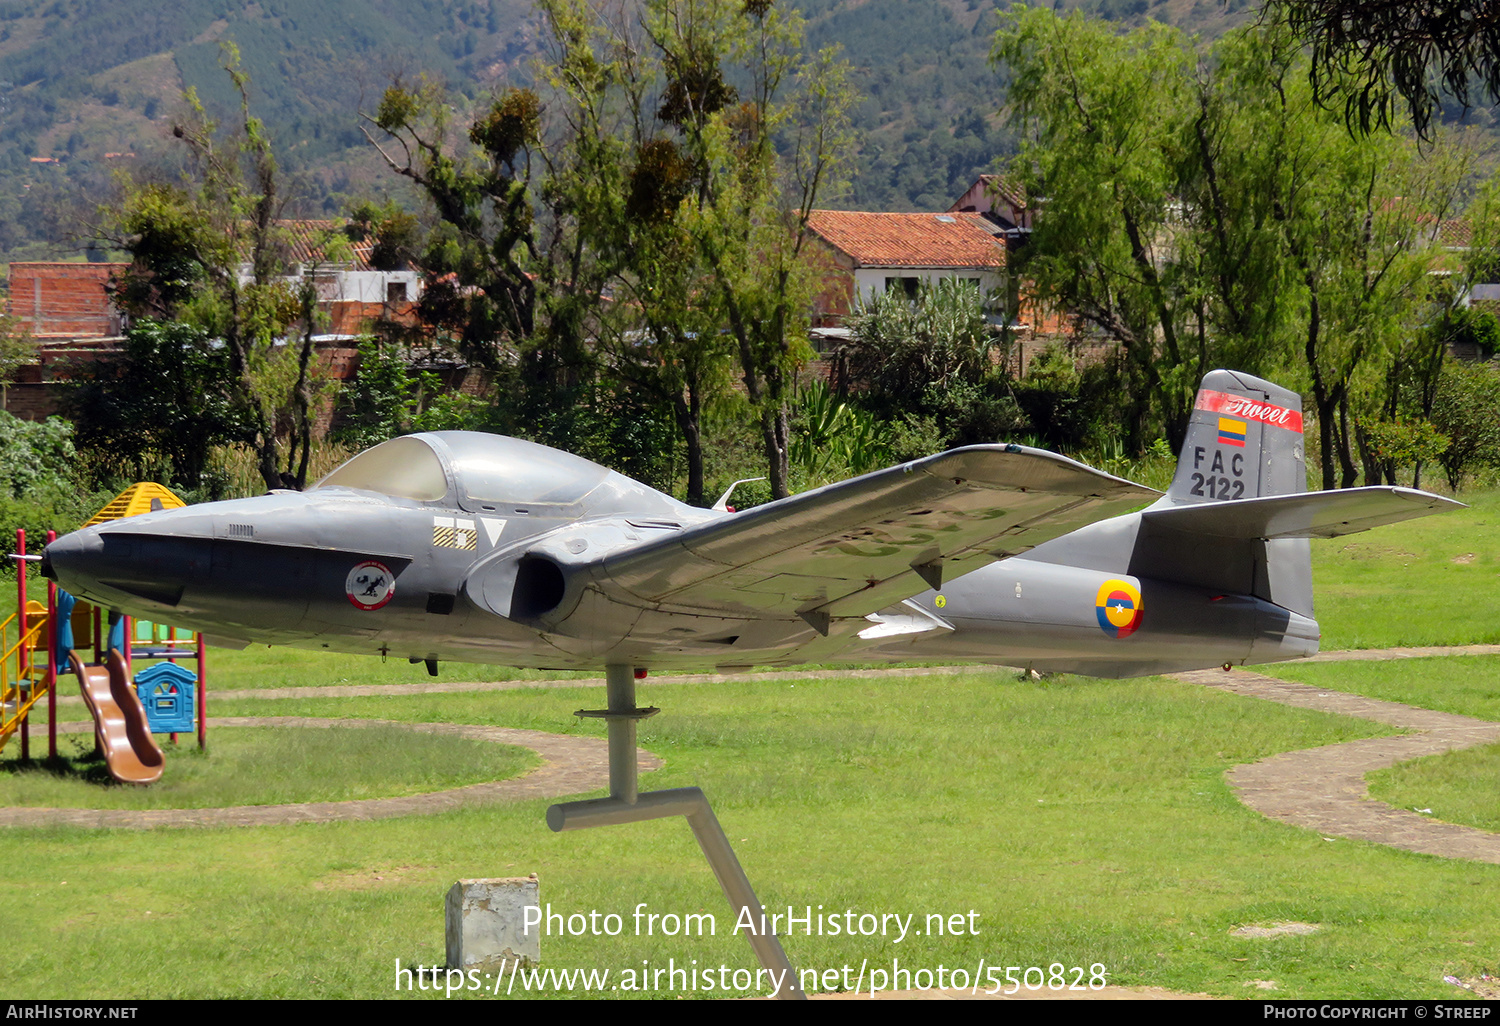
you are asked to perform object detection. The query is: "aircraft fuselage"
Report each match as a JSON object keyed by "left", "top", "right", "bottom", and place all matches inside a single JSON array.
[{"left": 43, "top": 486, "right": 1316, "bottom": 678}]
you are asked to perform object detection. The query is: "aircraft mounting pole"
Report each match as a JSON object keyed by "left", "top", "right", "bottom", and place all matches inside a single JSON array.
[
  {"left": 605, "top": 663, "right": 638, "bottom": 804},
  {"left": 550, "top": 664, "right": 805, "bottom": 999}
]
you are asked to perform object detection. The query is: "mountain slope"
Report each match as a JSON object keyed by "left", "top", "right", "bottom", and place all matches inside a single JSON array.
[{"left": 0, "top": 0, "right": 1246, "bottom": 266}]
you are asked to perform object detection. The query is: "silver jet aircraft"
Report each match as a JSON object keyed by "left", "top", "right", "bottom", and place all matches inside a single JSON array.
[
  {"left": 42, "top": 370, "right": 1459, "bottom": 677},
  {"left": 40, "top": 368, "right": 1463, "bottom": 995}
]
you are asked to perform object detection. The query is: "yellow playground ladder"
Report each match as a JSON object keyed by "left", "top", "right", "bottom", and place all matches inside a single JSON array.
[{"left": 0, "top": 600, "right": 49, "bottom": 755}]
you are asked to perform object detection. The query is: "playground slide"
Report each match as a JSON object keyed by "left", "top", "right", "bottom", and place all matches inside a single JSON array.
[{"left": 69, "top": 650, "right": 164, "bottom": 785}]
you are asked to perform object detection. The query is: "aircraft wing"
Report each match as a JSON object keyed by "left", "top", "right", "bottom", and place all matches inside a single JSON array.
[
  {"left": 590, "top": 445, "right": 1157, "bottom": 632},
  {"left": 1141, "top": 486, "right": 1464, "bottom": 539}
]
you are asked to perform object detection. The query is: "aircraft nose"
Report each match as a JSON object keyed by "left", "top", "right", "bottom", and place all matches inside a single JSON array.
[
  {"left": 41, "top": 522, "right": 207, "bottom": 611},
  {"left": 40, "top": 529, "right": 104, "bottom": 589}
]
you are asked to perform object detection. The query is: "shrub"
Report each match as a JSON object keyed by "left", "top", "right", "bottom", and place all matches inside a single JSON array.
[{"left": 1431, "top": 359, "right": 1500, "bottom": 491}]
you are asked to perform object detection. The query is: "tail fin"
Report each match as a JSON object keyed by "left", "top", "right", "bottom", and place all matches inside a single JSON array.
[
  {"left": 1144, "top": 370, "right": 1314, "bottom": 617},
  {"left": 1166, "top": 370, "right": 1307, "bottom": 503},
  {"left": 1026, "top": 369, "right": 1458, "bottom": 632}
]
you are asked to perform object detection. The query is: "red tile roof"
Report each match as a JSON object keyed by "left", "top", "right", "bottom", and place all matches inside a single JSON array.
[
  {"left": 1437, "top": 218, "right": 1472, "bottom": 247},
  {"left": 276, "top": 219, "right": 375, "bottom": 271},
  {"left": 975, "top": 173, "right": 1026, "bottom": 211},
  {"left": 807, "top": 211, "right": 1005, "bottom": 269}
]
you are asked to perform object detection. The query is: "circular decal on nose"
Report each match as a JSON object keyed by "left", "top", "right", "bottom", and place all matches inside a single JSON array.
[
  {"left": 346, "top": 561, "right": 396, "bottom": 610},
  {"left": 1095, "top": 578, "right": 1142, "bottom": 639}
]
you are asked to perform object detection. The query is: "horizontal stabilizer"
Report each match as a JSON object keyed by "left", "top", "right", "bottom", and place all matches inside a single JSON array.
[{"left": 1142, "top": 487, "right": 1464, "bottom": 540}]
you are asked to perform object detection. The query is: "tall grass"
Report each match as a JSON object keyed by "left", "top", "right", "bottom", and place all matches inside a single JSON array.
[
  {"left": 206, "top": 440, "right": 356, "bottom": 500},
  {"left": 1068, "top": 438, "right": 1178, "bottom": 492}
]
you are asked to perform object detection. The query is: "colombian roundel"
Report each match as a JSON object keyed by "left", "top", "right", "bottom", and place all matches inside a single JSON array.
[{"left": 1095, "top": 578, "right": 1142, "bottom": 639}]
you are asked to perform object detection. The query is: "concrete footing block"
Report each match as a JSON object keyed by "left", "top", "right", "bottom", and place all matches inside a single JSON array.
[{"left": 445, "top": 876, "right": 541, "bottom": 971}]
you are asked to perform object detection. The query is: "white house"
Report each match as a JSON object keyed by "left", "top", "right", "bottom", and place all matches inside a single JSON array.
[
  {"left": 242, "top": 220, "right": 424, "bottom": 335},
  {"left": 806, "top": 210, "right": 1009, "bottom": 326}
]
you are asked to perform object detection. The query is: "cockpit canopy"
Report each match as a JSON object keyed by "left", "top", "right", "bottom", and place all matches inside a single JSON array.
[
  {"left": 311, "top": 431, "right": 689, "bottom": 519},
  {"left": 313, "top": 435, "right": 449, "bottom": 501}
]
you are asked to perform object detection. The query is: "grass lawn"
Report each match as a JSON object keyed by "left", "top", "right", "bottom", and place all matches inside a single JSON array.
[
  {"left": 1269, "top": 658, "right": 1500, "bottom": 722},
  {"left": 1262, "top": 656, "right": 1500, "bottom": 855},
  {"left": 0, "top": 672, "right": 1493, "bottom": 1000},
  {"left": 0, "top": 725, "right": 537, "bottom": 809},
  {"left": 1309, "top": 487, "right": 1500, "bottom": 650},
  {"left": 0, "top": 489, "right": 1495, "bottom": 998},
  {"left": 1368, "top": 744, "right": 1500, "bottom": 836}
]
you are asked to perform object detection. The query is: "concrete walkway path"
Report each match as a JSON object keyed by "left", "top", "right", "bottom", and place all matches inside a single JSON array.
[{"left": 1172, "top": 667, "right": 1500, "bottom": 863}]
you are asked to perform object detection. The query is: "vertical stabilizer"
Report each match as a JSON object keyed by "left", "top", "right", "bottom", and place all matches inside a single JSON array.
[
  {"left": 1154, "top": 370, "right": 1313, "bottom": 617},
  {"left": 1166, "top": 370, "right": 1307, "bottom": 503}
]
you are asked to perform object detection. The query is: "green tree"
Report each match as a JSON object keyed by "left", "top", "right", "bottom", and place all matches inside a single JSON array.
[
  {"left": 103, "top": 47, "right": 335, "bottom": 490},
  {"left": 331, "top": 337, "right": 414, "bottom": 449},
  {"left": 0, "top": 411, "right": 95, "bottom": 555},
  {"left": 1263, "top": 0, "right": 1500, "bottom": 140},
  {"left": 0, "top": 308, "right": 35, "bottom": 413},
  {"left": 1358, "top": 417, "right": 1449, "bottom": 489},
  {"left": 283, "top": 228, "right": 351, "bottom": 491},
  {"left": 545, "top": 0, "right": 854, "bottom": 500},
  {"left": 1270, "top": 121, "right": 1468, "bottom": 489},
  {"left": 346, "top": 200, "right": 423, "bottom": 273},
  {"left": 371, "top": 0, "right": 855, "bottom": 502},
  {"left": 361, "top": 72, "right": 645, "bottom": 478},
  {"left": 686, "top": 24, "right": 856, "bottom": 499},
  {"left": 837, "top": 277, "right": 1022, "bottom": 447},
  {"left": 332, "top": 336, "right": 489, "bottom": 450},
  {"left": 839, "top": 278, "right": 1001, "bottom": 403},
  {"left": 362, "top": 80, "right": 545, "bottom": 370},
  {"left": 993, "top": 11, "right": 1471, "bottom": 483},
  {"left": 1433, "top": 306, "right": 1500, "bottom": 362},
  {"left": 0, "top": 410, "right": 74, "bottom": 499},
  {"left": 535, "top": 0, "right": 735, "bottom": 507},
  {"left": 546, "top": 0, "right": 855, "bottom": 501},
  {"left": 993, "top": 9, "right": 1201, "bottom": 450},
  {"left": 65, "top": 320, "right": 250, "bottom": 489},
  {"left": 1430, "top": 357, "right": 1500, "bottom": 492},
  {"left": 599, "top": 232, "right": 736, "bottom": 507}
]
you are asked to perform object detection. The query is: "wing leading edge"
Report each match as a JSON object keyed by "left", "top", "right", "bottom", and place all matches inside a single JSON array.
[{"left": 588, "top": 445, "right": 1158, "bottom": 632}]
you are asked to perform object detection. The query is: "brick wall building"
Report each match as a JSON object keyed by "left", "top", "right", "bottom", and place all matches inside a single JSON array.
[
  {"left": 3, "top": 237, "right": 427, "bottom": 422},
  {"left": 10, "top": 262, "right": 127, "bottom": 338}
]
